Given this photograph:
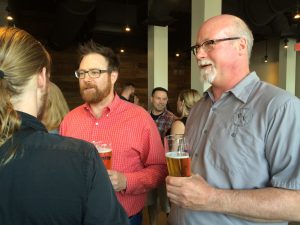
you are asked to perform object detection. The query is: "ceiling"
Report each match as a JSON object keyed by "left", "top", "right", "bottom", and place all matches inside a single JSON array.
[{"left": 4, "top": 0, "right": 300, "bottom": 53}]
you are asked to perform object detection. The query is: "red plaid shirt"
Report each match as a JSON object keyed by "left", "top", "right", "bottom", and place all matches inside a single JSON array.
[
  {"left": 151, "top": 110, "right": 177, "bottom": 140},
  {"left": 60, "top": 95, "right": 167, "bottom": 217}
]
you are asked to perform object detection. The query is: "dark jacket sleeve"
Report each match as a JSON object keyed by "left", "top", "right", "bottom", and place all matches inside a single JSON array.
[{"left": 83, "top": 144, "right": 129, "bottom": 225}]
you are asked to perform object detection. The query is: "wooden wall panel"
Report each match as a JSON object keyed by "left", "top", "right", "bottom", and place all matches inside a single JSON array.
[{"left": 48, "top": 46, "right": 191, "bottom": 113}]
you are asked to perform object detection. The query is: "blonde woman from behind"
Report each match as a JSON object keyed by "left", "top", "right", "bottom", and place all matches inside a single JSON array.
[
  {"left": 41, "top": 82, "right": 69, "bottom": 133},
  {"left": 170, "top": 89, "right": 201, "bottom": 135}
]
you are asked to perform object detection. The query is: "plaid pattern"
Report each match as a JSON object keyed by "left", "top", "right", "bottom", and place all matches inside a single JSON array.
[{"left": 153, "top": 110, "right": 177, "bottom": 140}]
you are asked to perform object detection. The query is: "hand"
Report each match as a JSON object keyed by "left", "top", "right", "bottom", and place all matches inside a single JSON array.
[
  {"left": 166, "top": 174, "right": 217, "bottom": 211},
  {"left": 107, "top": 170, "right": 127, "bottom": 192}
]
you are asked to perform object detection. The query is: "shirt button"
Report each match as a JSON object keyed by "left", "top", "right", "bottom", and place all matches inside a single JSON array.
[
  {"left": 106, "top": 114, "right": 109, "bottom": 117},
  {"left": 95, "top": 122, "right": 99, "bottom": 126}
]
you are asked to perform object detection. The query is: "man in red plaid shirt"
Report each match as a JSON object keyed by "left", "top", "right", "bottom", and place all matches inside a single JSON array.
[{"left": 149, "top": 87, "right": 177, "bottom": 141}]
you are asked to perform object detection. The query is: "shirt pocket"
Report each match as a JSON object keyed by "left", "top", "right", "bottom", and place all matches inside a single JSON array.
[{"left": 208, "top": 108, "right": 264, "bottom": 176}]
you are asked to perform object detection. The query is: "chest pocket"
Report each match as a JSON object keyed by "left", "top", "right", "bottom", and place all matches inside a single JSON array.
[{"left": 208, "top": 107, "right": 263, "bottom": 176}]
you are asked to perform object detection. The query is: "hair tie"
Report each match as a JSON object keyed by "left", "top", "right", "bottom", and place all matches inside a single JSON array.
[{"left": 0, "top": 70, "right": 5, "bottom": 79}]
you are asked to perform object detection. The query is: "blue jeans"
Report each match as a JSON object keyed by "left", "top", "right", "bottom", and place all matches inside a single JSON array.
[{"left": 129, "top": 211, "right": 143, "bottom": 225}]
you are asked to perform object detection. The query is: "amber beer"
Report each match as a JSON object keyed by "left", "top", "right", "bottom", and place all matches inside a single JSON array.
[
  {"left": 165, "top": 151, "right": 191, "bottom": 177},
  {"left": 98, "top": 147, "right": 112, "bottom": 170}
]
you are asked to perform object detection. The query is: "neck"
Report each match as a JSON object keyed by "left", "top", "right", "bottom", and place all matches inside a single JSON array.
[
  {"left": 121, "top": 91, "right": 130, "bottom": 100},
  {"left": 90, "top": 92, "right": 115, "bottom": 118},
  {"left": 12, "top": 78, "right": 38, "bottom": 117},
  {"left": 212, "top": 67, "right": 250, "bottom": 101},
  {"left": 151, "top": 108, "right": 165, "bottom": 116}
]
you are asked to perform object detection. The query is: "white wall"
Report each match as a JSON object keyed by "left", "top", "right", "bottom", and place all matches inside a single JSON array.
[
  {"left": 250, "top": 38, "right": 300, "bottom": 98},
  {"left": 250, "top": 38, "right": 280, "bottom": 86}
]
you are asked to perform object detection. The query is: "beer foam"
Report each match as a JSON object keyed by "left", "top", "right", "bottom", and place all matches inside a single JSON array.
[
  {"left": 166, "top": 152, "right": 189, "bottom": 159},
  {"left": 97, "top": 148, "right": 112, "bottom": 153}
]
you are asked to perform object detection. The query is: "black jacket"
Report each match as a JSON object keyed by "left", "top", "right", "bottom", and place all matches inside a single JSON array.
[{"left": 0, "top": 112, "right": 129, "bottom": 225}]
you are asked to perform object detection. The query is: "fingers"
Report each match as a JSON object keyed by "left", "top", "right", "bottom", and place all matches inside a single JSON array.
[
  {"left": 166, "top": 175, "right": 189, "bottom": 187},
  {"left": 106, "top": 170, "right": 126, "bottom": 192}
]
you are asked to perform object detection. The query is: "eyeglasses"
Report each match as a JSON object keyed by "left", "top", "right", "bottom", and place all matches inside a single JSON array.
[
  {"left": 191, "top": 37, "right": 241, "bottom": 55},
  {"left": 74, "top": 69, "right": 108, "bottom": 79}
]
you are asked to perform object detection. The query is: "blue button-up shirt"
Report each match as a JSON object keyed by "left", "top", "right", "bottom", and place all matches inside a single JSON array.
[{"left": 168, "top": 72, "right": 300, "bottom": 225}]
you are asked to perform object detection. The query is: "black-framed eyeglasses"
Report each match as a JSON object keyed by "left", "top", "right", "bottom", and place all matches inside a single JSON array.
[
  {"left": 74, "top": 69, "right": 108, "bottom": 79},
  {"left": 191, "top": 37, "right": 241, "bottom": 55}
]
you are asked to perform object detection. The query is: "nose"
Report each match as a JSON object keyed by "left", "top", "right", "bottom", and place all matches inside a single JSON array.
[
  {"left": 82, "top": 72, "right": 92, "bottom": 82},
  {"left": 195, "top": 46, "right": 207, "bottom": 59}
]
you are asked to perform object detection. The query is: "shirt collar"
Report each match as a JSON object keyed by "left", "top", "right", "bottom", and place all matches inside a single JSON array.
[
  {"left": 83, "top": 93, "right": 122, "bottom": 117},
  {"left": 203, "top": 71, "right": 260, "bottom": 104},
  {"left": 18, "top": 111, "right": 48, "bottom": 132},
  {"left": 229, "top": 71, "right": 260, "bottom": 103}
]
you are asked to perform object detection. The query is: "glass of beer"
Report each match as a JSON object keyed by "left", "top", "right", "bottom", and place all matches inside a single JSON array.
[
  {"left": 93, "top": 141, "right": 112, "bottom": 170},
  {"left": 164, "top": 134, "right": 191, "bottom": 177}
]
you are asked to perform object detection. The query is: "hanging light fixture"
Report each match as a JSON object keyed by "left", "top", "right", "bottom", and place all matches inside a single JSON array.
[
  {"left": 124, "top": 0, "right": 131, "bottom": 32},
  {"left": 264, "top": 40, "right": 268, "bottom": 63},
  {"left": 295, "top": 1, "right": 300, "bottom": 19},
  {"left": 124, "top": 25, "right": 131, "bottom": 32},
  {"left": 6, "top": 15, "right": 13, "bottom": 21},
  {"left": 294, "top": 9, "right": 300, "bottom": 19},
  {"left": 284, "top": 38, "right": 289, "bottom": 48},
  {"left": 6, "top": 14, "right": 15, "bottom": 27}
]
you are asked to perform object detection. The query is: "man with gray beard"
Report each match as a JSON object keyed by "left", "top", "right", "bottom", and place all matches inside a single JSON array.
[
  {"left": 60, "top": 41, "right": 167, "bottom": 225},
  {"left": 166, "top": 14, "right": 300, "bottom": 225}
]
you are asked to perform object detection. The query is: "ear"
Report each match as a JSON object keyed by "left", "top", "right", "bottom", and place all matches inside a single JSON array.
[
  {"left": 110, "top": 71, "right": 118, "bottom": 85},
  {"left": 37, "top": 67, "right": 48, "bottom": 89},
  {"left": 238, "top": 37, "right": 248, "bottom": 55}
]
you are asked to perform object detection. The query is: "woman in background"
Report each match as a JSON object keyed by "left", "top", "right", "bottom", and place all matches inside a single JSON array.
[
  {"left": 41, "top": 82, "right": 69, "bottom": 133},
  {"left": 170, "top": 89, "right": 201, "bottom": 135}
]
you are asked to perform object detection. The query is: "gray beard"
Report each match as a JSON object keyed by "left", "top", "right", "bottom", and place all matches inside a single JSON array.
[{"left": 200, "top": 66, "right": 217, "bottom": 84}]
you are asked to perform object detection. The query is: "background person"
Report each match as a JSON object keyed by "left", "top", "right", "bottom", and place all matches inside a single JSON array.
[
  {"left": 147, "top": 87, "right": 177, "bottom": 225},
  {"left": 119, "top": 82, "right": 139, "bottom": 104},
  {"left": 166, "top": 14, "right": 300, "bottom": 225},
  {"left": 0, "top": 26, "right": 128, "bottom": 225},
  {"left": 149, "top": 87, "right": 177, "bottom": 140},
  {"left": 41, "top": 81, "right": 69, "bottom": 133},
  {"left": 59, "top": 41, "right": 167, "bottom": 225},
  {"left": 170, "top": 89, "right": 201, "bottom": 135}
]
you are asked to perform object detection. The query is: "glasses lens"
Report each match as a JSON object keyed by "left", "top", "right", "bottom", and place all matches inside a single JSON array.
[
  {"left": 202, "top": 40, "right": 215, "bottom": 52},
  {"left": 88, "top": 69, "right": 101, "bottom": 78},
  {"left": 191, "top": 45, "right": 198, "bottom": 55},
  {"left": 75, "top": 70, "right": 85, "bottom": 79}
]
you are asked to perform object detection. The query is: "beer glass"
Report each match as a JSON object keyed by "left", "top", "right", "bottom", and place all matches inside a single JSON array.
[
  {"left": 93, "top": 141, "right": 112, "bottom": 170},
  {"left": 164, "top": 134, "right": 191, "bottom": 177}
]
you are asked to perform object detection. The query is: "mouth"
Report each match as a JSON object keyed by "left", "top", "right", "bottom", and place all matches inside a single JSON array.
[
  {"left": 83, "top": 86, "right": 96, "bottom": 93},
  {"left": 199, "top": 63, "right": 212, "bottom": 69}
]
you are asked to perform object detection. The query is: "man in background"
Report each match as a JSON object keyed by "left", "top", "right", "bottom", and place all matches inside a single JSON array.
[
  {"left": 120, "top": 82, "right": 139, "bottom": 104},
  {"left": 147, "top": 87, "right": 177, "bottom": 225},
  {"left": 149, "top": 87, "right": 177, "bottom": 140},
  {"left": 60, "top": 41, "right": 167, "bottom": 225}
]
